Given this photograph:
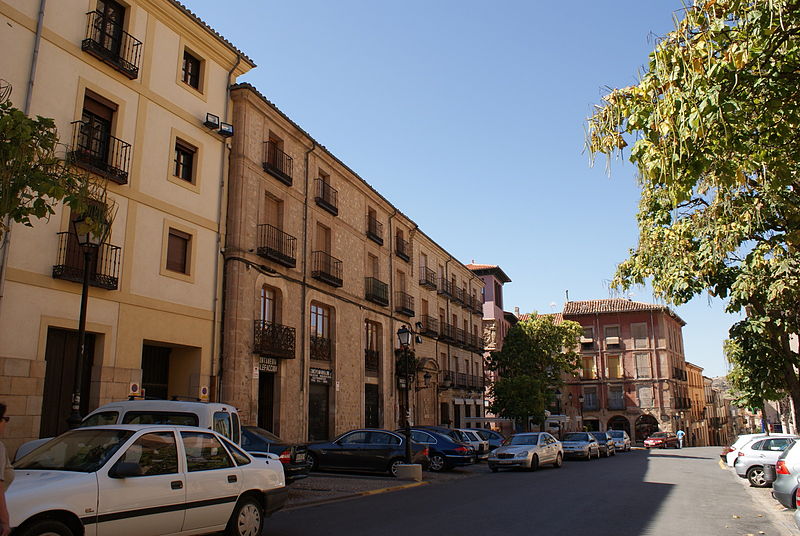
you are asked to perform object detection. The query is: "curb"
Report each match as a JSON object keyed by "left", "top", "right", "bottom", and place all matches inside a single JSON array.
[{"left": 284, "top": 480, "right": 429, "bottom": 511}]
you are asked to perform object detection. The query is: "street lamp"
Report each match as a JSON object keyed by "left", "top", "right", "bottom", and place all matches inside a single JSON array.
[
  {"left": 67, "top": 213, "right": 106, "bottom": 429},
  {"left": 578, "top": 394, "right": 585, "bottom": 429},
  {"left": 397, "top": 325, "right": 413, "bottom": 464}
]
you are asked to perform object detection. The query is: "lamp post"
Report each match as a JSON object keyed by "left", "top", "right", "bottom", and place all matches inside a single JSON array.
[
  {"left": 578, "top": 394, "right": 585, "bottom": 429},
  {"left": 67, "top": 213, "right": 105, "bottom": 429},
  {"left": 397, "top": 325, "right": 413, "bottom": 464}
]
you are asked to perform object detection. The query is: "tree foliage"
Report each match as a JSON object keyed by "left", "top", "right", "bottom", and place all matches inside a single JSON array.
[
  {"left": 487, "top": 315, "right": 582, "bottom": 428},
  {"left": 587, "top": 0, "right": 800, "bottom": 424}
]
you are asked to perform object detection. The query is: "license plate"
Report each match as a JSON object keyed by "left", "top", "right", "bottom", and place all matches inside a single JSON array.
[
  {"left": 295, "top": 453, "right": 305, "bottom": 462},
  {"left": 499, "top": 460, "right": 513, "bottom": 464}
]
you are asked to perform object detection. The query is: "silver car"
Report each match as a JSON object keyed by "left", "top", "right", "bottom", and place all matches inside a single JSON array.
[
  {"left": 609, "top": 430, "right": 631, "bottom": 452},
  {"left": 562, "top": 432, "right": 601, "bottom": 460},
  {"left": 734, "top": 436, "right": 797, "bottom": 487},
  {"left": 458, "top": 429, "right": 490, "bottom": 460},
  {"left": 488, "top": 432, "right": 563, "bottom": 472}
]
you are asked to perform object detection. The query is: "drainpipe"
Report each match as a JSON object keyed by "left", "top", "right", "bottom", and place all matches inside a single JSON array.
[
  {"left": 0, "top": 0, "right": 47, "bottom": 311},
  {"left": 213, "top": 54, "right": 241, "bottom": 401},
  {"left": 299, "top": 140, "right": 316, "bottom": 434}
]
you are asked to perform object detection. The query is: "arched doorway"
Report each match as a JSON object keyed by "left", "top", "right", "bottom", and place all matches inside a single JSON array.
[
  {"left": 635, "top": 414, "right": 659, "bottom": 443},
  {"left": 608, "top": 415, "right": 631, "bottom": 435}
]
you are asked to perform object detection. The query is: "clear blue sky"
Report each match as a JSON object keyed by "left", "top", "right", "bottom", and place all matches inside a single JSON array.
[{"left": 185, "top": 0, "right": 739, "bottom": 377}]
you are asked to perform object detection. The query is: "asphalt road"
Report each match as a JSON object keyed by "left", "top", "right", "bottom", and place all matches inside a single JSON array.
[{"left": 264, "top": 447, "right": 791, "bottom": 536}]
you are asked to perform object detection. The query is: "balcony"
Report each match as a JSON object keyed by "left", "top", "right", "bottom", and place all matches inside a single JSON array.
[
  {"left": 365, "top": 349, "right": 380, "bottom": 375},
  {"left": 52, "top": 231, "right": 121, "bottom": 290},
  {"left": 82, "top": 11, "right": 142, "bottom": 79},
  {"left": 453, "top": 326, "right": 467, "bottom": 347},
  {"left": 468, "top": 333, "right": 483, "bottom": 353},
  {"left": 419, "top": 315, "right": 439, "bottom": 337},
  {"left": 253, "top": 320, "right": 296, "bottom": 359},
  {"left": 454, "top": 372, "right": 468, "bottom": 390},
  {"left": 419, "top": 267, "right": 437, "bottom": 290},
  {"left": 439, "top": 322, "right": 455, "bottom": 342},
  {"left": 263, "top": 141, "right": 293, "bottom": 186},
  {"left": 69, "top": 120, "right": 131, "bottom": 184},
  {"left": 312, "top": 251, "right": 342, "bottom": 287},
  {"left": 452, "top": 286, "right": 465, "bottom": 305},
  {"left": 438, "top": 278, "right": 453, "bottom": 298},
  {"left": 310, "top": 335, "right": 332, "bottom": 361},
  {"left": 364, "top": 277, "right": 389, "bottom": 306},
  {"left": 366, "top": 215, "right": 383, "bottom": 245},
  {"left": 256, "top": 224, "right": 296, "bottom": 268},
  {"left": 468, "top": 295, "right": 483, "bottom": 315},
  {"left": 314, "top": 178, "right": 338, "bottom": 216},
  {"left": 395, "top": 235, "right": 411, "bottom": 262},
  {"left": 395, "top": 291, "right": 414, "bottom": 317},
  {"left": 607, "top": 399, "right": 626, "bottom": 411}
]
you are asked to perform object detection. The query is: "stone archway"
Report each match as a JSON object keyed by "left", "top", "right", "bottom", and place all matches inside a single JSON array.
[
  {"left": 608, "top": 415, "right": 631, "bottom": 435},
  {"left": 635, "top": 414, "right": 660, "bottom": 443}
]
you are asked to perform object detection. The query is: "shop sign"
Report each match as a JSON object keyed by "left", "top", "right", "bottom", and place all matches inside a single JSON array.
[
  {"left": 310, "top": 367, "right": 332, "bottom": 384},
  {"left": 259, "top": 357, "right": 278, "bottom": 373}
]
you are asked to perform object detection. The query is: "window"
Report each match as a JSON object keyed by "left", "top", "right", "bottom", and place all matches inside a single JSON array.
[
  {"left": 582, "top": 356, "right": 596, "bottom": 379},
  {"left": 635, "top": 353, "right": 651, "bottom": 378},
  {"left": 116, "top": 432, "right": 178, "bottom": 476},
  {"left": 632, "top": 323, "right": 648, "bottom": 349},
  {"left": 604, "top": 326, "right": 620, "bottom": 346},
  {"left": 166, "top": 228, "right": 191, "bottom": 274},
  {"left": 581, "top": 327, "right": 594, "bottom": 349},
  {"left": 316, "top": 223, "right": 331, "bottom": 253},
  {"left": 174, "top": 139, "right": 195, "bottom": 182},
  {"left": 608, "top": 385, "right": 624, "bottom": 409},
  {"left": 637, "top": 386, "right": 654, "bottom": 407},
  {"left": 583, "top": 388, "right": 598, "bottom": 410},
  {"left": 221, "top": 437, "right": 251, "bottom": 466},
  {"left": 494, "top": 281, "right": 503, "bottom": 308},
  {"left": 341, "top": 431, "right": 370, "bottom": 444},
  {"left": 311, "top": 304, "right": 330, "bottom": 338},
  {"left": 607, "top": 355, "right": 621, "bottom": 379},
  {"left": 181, "top": 432, "right": 234, "bottom": 472},
  {"left": 121, "top": 412, "right": 198, "bottom": 426},
  {"left": 260, "top": 286, "right": 276, "bottom": 323},
  {"left": 182, "top": 50, "right": 201, "bottom": 90}
]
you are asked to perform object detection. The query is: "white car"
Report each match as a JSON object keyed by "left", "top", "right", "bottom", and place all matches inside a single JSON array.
[
  {"left": 723, "top": 433, "right": 796, "bottom": 467},
  {"left": 609, "top": 430, "right": 632, "bottom": 452},
  {"left": 10, "top": 424, "right": 286, "bottom": 536},
  {"left": 458, "top": 429, "right": 490, "bottom": 460},
  {"left": 487, "top": 432, "right": 563, "bottom": 472}
]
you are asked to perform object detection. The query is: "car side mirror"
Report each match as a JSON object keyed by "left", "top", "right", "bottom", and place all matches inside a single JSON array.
[{"left": 109, "top": 461, "right": 141, "bottom": 478}]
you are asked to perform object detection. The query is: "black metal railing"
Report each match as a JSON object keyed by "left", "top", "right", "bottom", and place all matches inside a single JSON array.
[
  {"left": 419, "top": 267, "right": 437, "bottom": 289},
  {"left": 468, "top": 295, "right": 483, "bottom": 315},
  {"left": 364, "top": 277, "right": 389, "bottom": 306},
  {"left": 455, "top": 372, "right": 468, "bottom": 389},
  {"left": 253, "top": 320, "right": 296, "bottom": 359},
  {"left": 69, "top": 120, "right": 131, "bottom": 184},
  {"left": 310, "top": 335, "right": 332, "bottom": 361},
  {"left": 365, "top": 349, "right": 380, "bottom": 374},
  {"left": 312, "top": 251, "right": 343, "bottom": 287},
  {"left": 256, "top": 224, "right": 296, "bottom": 268},
  {"left": 453, "top": 327, "right": 467, "bottom": 347},
  {"left": 452, "top": 285, "right": 465, "bottom": 305},
  {"left": 467, "top": 332, "right": 482, "bottom": 353},
  {"left": 263, "top": 141, "right": 293, "bottom": 185},
  {"left": 419, "top": 315, "right": 439, "bottom": 336},
  {"left": 82, "top": 11, "right": 142, "bottom": 79},
  {"left": 395, "top": 235, "right": 410, "bottom": 262},
  {"left": 439, "top": 322, "right": 455, "bottom": 342},
  {"left": 52, "top": 231, "right": 121, "bottom": 290},
  {"left": 315, "top": 178, "right": 338, "bottom": 216},
  {"left": 438, "top": 278, "right": 453, "bottom": 297},
  {"left": 366, "top": 215, "right": 383, "bottom": 245},
  {"left": 395, "top": 291, "right": 414, "bottom": 316}
]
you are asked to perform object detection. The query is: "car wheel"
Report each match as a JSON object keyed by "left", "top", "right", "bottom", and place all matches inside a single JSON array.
[
  {"left": 429, "top": 453, "right": 446, "bottom": 472},
  {"left": 389, "top": 458, "right": 404, "bottom": 477},
  {"left": 529, "top": 454, "right": 539, "bottom": 471},
  {"left": 554, "top": 453, "right": 563, "bottom": 468},
  {"left": 306, "top": 452, "right": 318, "bottom": 471},
  {"left": 747, "top": 466, "right": 768, "bottom": 488},
  {"left": 226, "top": 496, "right": 263, "bottom": 536},
  {"left": 16, "top": 519, "right": 74, "bottom": 536}
]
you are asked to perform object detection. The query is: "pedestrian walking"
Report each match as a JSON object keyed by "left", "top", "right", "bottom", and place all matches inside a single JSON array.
[
  {"left": 676, "top": 429, "right": 685, "bottom": 449},
  {"left": 691, "top": 432, "right": 696, "bottom": 447},
  {"left": 0, "top": 403, "right": 13, "bottom": 536}
]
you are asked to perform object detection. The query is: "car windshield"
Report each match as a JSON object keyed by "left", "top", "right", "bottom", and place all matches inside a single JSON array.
[
  {"left": 609, "top": 431, "right": 625, "bottom": 438},
  {"left": 590, "top": 433, "right": 607, "bottom": 440},
  {"left": 14, "top": 429, "right": 132, "bottom": 472},
  {"left": 509, "top": 434, "right": 539, "bottom": 446},
  {"left": 650, "top": 433, "right": 668, "bottom": 438},
  {"left": 80, "top": 411, "right": 119, "bottom": 427},
  {"left": 244, "top": 426, "right": 282, "bottom": 443},
  {"left": 563, "top": 433, "right": 589, "bottom": 442},
  {"left": 473, "top": 430, "right": 490, "bottom": 440}
]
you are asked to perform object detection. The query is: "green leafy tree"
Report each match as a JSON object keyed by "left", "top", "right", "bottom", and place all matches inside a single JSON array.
[
  {"left": 587, "top": 0, "right": 800, "bottom": 425},
  {"left": 487, "top": 315, "right": 582, "bottom": 429}
]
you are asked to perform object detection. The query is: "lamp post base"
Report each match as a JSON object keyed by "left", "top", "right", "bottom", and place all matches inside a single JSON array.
[{"left": 395, "top": 464, "right": 423, "bottom": 481}]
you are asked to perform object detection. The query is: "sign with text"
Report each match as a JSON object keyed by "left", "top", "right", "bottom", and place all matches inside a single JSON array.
[
  {"left": 310, "top": 367, "right": 332, "bottom": 384},
  {"left": 259, "top": 357, "right": 278, "bottom": 373}
]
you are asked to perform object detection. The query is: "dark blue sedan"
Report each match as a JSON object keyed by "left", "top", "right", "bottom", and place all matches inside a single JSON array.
[
  {"left": 406, "top": 428, "right": 474, "bottom": 471},
  {"left": 306, "top": 429, "right": 428, "bottom": 477}
]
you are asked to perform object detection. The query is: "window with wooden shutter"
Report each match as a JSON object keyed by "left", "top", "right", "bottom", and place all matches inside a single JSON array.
[
  {"left": 174, "top": 139, "right": 196, "bottom": 182},
  {"left": 182, "top": 50, "right": 201, "bottom": 90},
  {"left": 631, "top": 323, "right": 648, "bottom": 349},
  {"left": 166, "top": 229, "right": 190, "bottom": 273}
]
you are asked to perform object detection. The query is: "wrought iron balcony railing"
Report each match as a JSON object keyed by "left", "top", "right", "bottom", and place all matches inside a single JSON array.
[
  {"left": 468, "top": 295, "right": 483, "bottom": 315},
  {"left": 453, "top": 327, "right": 467, "bottom": 347},
  {"left": 366, "top": 215, "right": 383, "bottom": 245},
  {"left": 365, "top": 349, "right": 380, "bottom": 374},
  {"left": 263, "top": 141, "right": 293, "bottom": 185},
  {"left": 364, "top": 277, "right": 389, "bottom": 306},
  {"left": 310, "top": 335, "right": 332, "bottom": 361},
  {"left": 256, "top": 224, "right": 297, "bottom": 268},
  {"left": 82, "top": 10, "right": 142, "bottom": 79},
  {"left": 452, "top": 285, "right": 465, "bottom": 305},
  {"left": 315, "top": 178, "right": 338, "bottom": 216},
  {"left": 395, "top": 235, "right": 411, "bottom": 262},
  {"left": 253, "top": 320, "right": 296, "bottom": 359},
  {"left": 395, "top": 291, "right": 414, "bottom": 317},
  {"left": 439, "top": 322, "right": 455, "bottom": 342},
  {"left": 419, "top": 315, "right": 439, "bottom": 337},
  {"left": 438, "top": 278, "right": 453, "bottom": 298},
  {"left": 69, "top": 120, "right": 131, "bottom": 184},
  {"left": 454, "top": 372, "right": 468, "bottom": 389},
  {"left": 419, "top": 266, "right": 437, "bottom": 290},
  {"left": 52, "top": 231, "right": 121, "bottom": 290},
  {"left": 312, "top": 251, "right": 343, "bottom": 287}
]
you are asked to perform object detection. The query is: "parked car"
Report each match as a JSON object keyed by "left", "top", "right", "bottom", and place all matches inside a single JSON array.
[
  {"left": 608, "top": 430, "right": 631, "bottom": 452},
  {"left": 561, "top": 432, "right": 600, "bottom": 460},
  {"left": 771, "top": 440, "right": 800, "bottom": 508},
  {"left": 487, "top": 432, "right": 563, "bottom": 472},
  {"left": 795, "top": 489, "right": 800, "bottom": 530},
  {"left": 408, "top": 428, "right": 474, "bottom": 471},
  {"left": 10, "top": 424, "right": 286, "bottom": 536},
  {"left": 590, "top": 431, "right": 616, "bottom": 457},
  {"left": 241, "top": 425, "right": 309, "bottom": 483},
  {"left": 458, "top": 429, "right": 490, "bottom": 460},
  {"left": 644, "top": 432, "right": 679, "bottom": 449},
  {"left": 306, "top": 429, "right": 428, "bottom": 477},
  {"left": 15, "top": 399, "right": 242, "bottom": 461},
  {"left": 723, "top": 433, "right": 796, "bottom": 467},
  {"left": 465, "top": 428, "right": 505, "bottom": 451},
  {"left": 734, "top": 436, "right": 797, "bottom": 487}
]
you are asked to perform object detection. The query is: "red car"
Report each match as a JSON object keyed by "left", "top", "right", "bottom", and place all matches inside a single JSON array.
[{"left": 644, "top": 432, "right": 679, "bottom": 449}]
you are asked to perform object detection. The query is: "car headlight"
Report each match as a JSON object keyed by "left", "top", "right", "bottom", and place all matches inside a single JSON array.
[{"left": 516, "top": 452, "right": 528, "bottom": 458}]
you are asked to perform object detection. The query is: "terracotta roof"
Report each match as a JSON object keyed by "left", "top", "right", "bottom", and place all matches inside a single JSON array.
[
  {"left": 562, "top": 299, "right": 685, "bottom": 326},
  {"left": 466, "top": 264, "right": 511, "bottom": 283},
  {"left": 516, "top": 312, "right": 563, "bottom": 324},
  {"left": 168, "top": 1, "right": 256, "bottom": 67}
]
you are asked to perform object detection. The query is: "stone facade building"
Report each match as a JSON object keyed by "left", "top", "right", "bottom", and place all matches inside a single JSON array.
[
  {"left": 0, "top": 0, "right": 253, "bottom": 452},
  {"left": 562, "top": 299, "right": 691, "bottom": 442},
  {"left": 686, "top": 362, "right": 709, "bottom": 446},
  {"left": 222, "top": 83, "right": 484, "bottom": 442}
]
